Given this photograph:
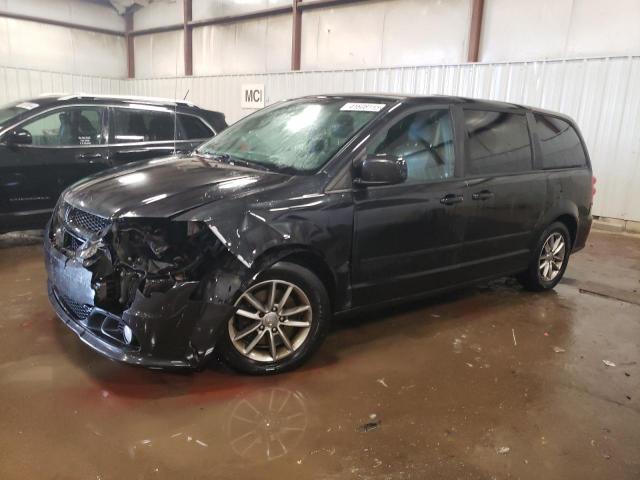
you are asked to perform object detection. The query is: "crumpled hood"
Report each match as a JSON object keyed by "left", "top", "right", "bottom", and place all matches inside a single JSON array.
[{"left": 62, "top": 155, "right": 289, "bottom": 219}]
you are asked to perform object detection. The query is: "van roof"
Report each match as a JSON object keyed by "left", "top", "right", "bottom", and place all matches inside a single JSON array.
[{"left": 299, "top": 94, "right": 575, "bottom": 122}]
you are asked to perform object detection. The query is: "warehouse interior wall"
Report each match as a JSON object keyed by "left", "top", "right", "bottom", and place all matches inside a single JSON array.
[
  {"left": 2, "top": 0, "right": 639, "bottom": 77},
  {"left": 131, "top": 0, "right": 640, "bottom": 74},
  {"left": 0, "top": 0, "right": 126, "bottom": 77},
  {"left": 300, "top": 0, "right": 472, "bottom": 69},
  {"left": 481, "top": 0, "right": 640, "bottom": 62},
  {"left": 193, "top": 15, "right": 292, "bottom": 75}
]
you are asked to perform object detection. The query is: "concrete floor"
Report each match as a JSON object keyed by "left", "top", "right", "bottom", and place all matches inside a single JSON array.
[{"left": 0, "top": 231, "right": 638, "bottom": 479}]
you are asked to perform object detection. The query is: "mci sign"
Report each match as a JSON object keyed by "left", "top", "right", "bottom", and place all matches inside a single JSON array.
[{"left": 241, "top": 84, "right": 265, "bottom": 109}]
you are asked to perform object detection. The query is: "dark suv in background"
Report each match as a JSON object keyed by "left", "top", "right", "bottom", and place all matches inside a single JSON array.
[
  {"left": 0, "top": 94, "right": 226, "bottom": 233},
  {"left": 44, "top": 95, "right": 593, "bottom": 374}
]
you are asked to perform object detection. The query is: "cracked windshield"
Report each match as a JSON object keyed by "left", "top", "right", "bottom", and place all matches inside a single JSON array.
[{"left": 198, "top": 99, "right": 386, "bottom": 173}]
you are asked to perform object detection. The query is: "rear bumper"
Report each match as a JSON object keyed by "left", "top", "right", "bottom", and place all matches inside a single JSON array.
[{"left": 44, "top": 226, "right": 232, "bottom": 370}]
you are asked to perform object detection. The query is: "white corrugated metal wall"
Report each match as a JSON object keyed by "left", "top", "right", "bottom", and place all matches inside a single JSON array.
[
  {"left": 0, "top": 66, "right": 127, "bottom": 104},
  {"left": 1, "top": 56, "right": 639, "bottom": 222}
]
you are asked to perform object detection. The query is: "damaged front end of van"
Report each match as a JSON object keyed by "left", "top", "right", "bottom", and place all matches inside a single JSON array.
[{"left": 43, "top": 160, "right": 343, "bottom": 369}]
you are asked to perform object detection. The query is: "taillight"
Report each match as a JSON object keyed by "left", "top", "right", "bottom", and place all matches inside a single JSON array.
[{"left": 591, "top": 176, "right": 597, "bottom": 199}]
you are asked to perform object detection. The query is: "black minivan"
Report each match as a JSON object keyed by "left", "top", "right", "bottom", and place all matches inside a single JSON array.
[
  {"left": 0, "top": 94, "right": 226, "bottom": 233},
  {"left": 44, "top": 95, "right": 593, "bottom": 374}
]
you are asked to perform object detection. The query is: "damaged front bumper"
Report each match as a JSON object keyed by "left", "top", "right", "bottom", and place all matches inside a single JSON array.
[{"left": 44, "top": 220, "right": 233, "bottom": 370}]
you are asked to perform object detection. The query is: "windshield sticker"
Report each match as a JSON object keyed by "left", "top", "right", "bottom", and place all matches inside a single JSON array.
[
  {"left": 16, "top": 102, "right": 39, "bottom": 110},
  {"left": 340, "top": 102, "right": 386, "bottom": 112}
]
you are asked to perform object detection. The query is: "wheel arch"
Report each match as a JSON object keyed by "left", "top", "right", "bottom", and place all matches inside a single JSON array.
[
  {"left": 252, "top": 245, "right": 338, "bottom": 311},
  {"left": 534, "top": 200, "right": 579, "bottom": 250},
  {"left": 553, "top": 213, "right": 577, "bottom": 247}
]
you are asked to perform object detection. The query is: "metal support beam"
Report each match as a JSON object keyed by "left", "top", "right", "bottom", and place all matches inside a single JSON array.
[
  {"left": 125, "top": 11, "right": 135, "bottom": 79},
  {"left": 128, "top": 1, "right": 369, "bottom": 36},
  {"left": 130, "top": 6, "right": 293, "bottom": 36},
  {"left": 298, "top": 0, "right": 370, "bottom": 11},
  {"left": 184, "top": 0, "right": 193, "bottom": 76},
  {"left": 125, "top": 0, "right": 373, "bottom": 76},
  {"left": 0, "top": 10, "right": 123, "bottom": 36},
  {"left": 188, "top": 5, "right": 292, "bottom": 29},
  {"left": 467, "top": 0, "right": 484, "bottom": 63},
  {"left": 291, "top": 0, "right": 301, "bottom": 71}
]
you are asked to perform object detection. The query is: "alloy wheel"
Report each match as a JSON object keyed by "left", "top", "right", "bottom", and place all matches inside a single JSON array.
[
  {"left": 229, "top": 280, "right": 313, "bottom": 363},
  {"left": 539, "top": 232, "right": 566, "bottom": 282}
]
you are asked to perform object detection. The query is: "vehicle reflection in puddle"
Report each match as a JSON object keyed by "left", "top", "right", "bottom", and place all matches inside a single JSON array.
[
  {"left": 126, "top": 387, "right": 308, "bottom": 466},
  {"left": 227, "top": 387, "right": 308, "bottom": 462}
]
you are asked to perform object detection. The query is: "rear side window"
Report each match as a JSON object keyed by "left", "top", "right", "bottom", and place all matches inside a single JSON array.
[
  {"left": 534, "top": 114, "right": 587, "bottom": 169},
  {"left": 20, "top": 107, "right": 106, "bottom": 146},
  {"left": 178, "top": 114, "right": 213, "bottom": 140},
  {"left": 112, "top": 108, "right": 174, "bottom": 143},
  {"left": 464, "top": 110, "right": 532, "bottom": 175}
]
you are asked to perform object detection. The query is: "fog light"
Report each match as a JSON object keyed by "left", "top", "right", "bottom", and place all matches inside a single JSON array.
[{"left": 123, "top": 325, "right": 133, "bottom": 345}]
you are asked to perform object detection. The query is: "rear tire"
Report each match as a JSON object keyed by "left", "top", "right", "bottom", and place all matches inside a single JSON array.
[
  {"left": 219, "top": 261, "right": 331, "bottom": 375},
  {"left": 517, "top": 222, "right": 571, "bottom": 291}
]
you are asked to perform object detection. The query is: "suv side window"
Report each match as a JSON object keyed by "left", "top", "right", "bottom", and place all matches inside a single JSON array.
[
  {"left": 366, "top": 109, "right": 455, "bottom": 183},
  {"left": 177, "top": 114, "right": 213, "bottom": 140},
  {"left": 464, "top": 110, "right": 532, "bottom": 175},
  {"left": 112, "top": 108, "right": 174, "bottom": 144},
  {"left": 534, "top": 114, "right": 587, "bottom": 169},
  {"left": 20, "top": 107, "right": 106, "bottom": 146}
]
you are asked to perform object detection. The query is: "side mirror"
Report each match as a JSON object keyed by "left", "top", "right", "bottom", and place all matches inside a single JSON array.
[
  {"left": 354, "top": 154, "right": 407, "bottom": 186},
  {"left": 4, "top": 128, "right": 32, "bottom": 146}
]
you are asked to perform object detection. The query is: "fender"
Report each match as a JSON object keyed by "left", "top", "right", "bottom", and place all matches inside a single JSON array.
[{"left": 175, "top": 190, "right": 355, "bottom": 311}]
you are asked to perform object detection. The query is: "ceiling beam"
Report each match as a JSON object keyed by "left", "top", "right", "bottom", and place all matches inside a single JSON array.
[
  {"left": 298, "top": 0, "right": 371, "bottom": 12},
  {"left": 188, "top": 5, "right": 292, "bottom": 29},
  {"left": 127, "top": 1, "right": 370, "bottom": 36},
  {"left": 0, "top": 10, "right": 124, "bottom": 36}
]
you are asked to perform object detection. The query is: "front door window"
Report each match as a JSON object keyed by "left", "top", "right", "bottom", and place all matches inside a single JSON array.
[
  {"left": 366, "top": 109, "right": 455, "bottom": 183},
  {"left": 21, "top": 107, "right": 106, "bottom": 146}
]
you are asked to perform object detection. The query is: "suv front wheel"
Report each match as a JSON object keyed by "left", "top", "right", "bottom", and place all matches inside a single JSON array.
[{"left": 517, "top": 222, "right": 572, "bottom": 291}]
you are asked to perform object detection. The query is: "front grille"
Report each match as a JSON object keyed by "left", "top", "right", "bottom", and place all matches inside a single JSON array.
[
  {"left": 66, "top": 205, "right": 111, "bottom": 235},
  {"left": 60, "top": 294, "right": 93, "bottom": 322}
]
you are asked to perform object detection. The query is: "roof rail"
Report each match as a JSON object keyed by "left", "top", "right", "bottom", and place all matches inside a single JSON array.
[{"left": 56, "top": 93, "right": 195, "bottom": 107}]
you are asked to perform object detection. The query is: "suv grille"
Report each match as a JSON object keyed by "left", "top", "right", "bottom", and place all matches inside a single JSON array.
[{"left": 65, "top": 205, "right": 111, "bottom": 236}]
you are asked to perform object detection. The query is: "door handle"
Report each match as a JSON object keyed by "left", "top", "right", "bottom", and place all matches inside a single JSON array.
[
  {"left": 440, "top": 193, "right": 464, "bottom": 205},
  {"left": 76, "top": 152, "right": 103, "bottom": 160},
  {"left": 472, "top": 190, "right": 494, "bottom": 201}
]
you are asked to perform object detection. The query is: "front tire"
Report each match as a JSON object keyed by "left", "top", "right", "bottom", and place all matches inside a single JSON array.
[
  {"left": 220, "top": 262, "right": 331, "bottom": 375},
  {"left": 517, "top": 222, "right": 571, "bottom": 291}
]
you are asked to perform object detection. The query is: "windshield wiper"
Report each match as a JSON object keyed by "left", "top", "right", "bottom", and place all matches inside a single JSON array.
[
  {"left": 197, "top": 151, "right": 270, "bottom": 172},
  {"left": 226, "top": 156, "right": 271, "bottom": 172}
]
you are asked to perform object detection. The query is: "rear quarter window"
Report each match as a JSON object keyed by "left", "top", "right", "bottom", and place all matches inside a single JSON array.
[
  {"left": 534, "top": 114, "right": 587, "bottom": 169},
  {"left": 112, "top": 108, "right": 174, "bottom": 143},
  {"left": 464, "top": 110, "right": 532, "bottom": 175}
]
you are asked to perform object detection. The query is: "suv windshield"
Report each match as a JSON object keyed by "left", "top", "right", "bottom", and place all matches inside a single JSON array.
[
  {"left": 197, "top": 98, "right": 386, "bottom": 174},
  {"left": 0, "top": 100, "right": 39, "bottom": 127}
]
